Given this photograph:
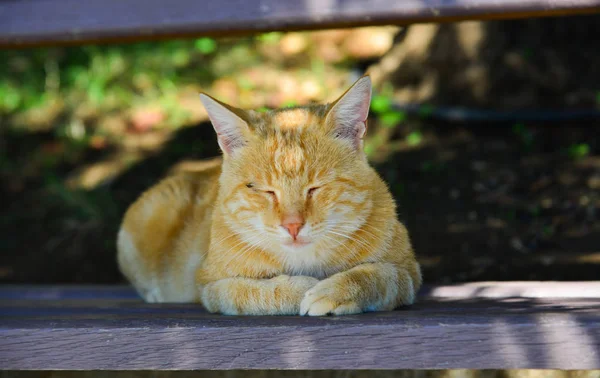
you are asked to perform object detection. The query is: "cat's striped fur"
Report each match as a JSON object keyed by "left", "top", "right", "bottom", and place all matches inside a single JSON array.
[{"left": 117, "top": 76, "right": 422, "bottom": 315}]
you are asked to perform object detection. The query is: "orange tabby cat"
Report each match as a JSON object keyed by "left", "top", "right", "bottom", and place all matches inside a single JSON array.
[{"left": 117, "top": 75, "right": 422, "bottom": 315}]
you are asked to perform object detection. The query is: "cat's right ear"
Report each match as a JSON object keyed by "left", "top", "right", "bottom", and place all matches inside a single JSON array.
[{"left": 199, "top": 93, "right": 250, "bottom": 156}]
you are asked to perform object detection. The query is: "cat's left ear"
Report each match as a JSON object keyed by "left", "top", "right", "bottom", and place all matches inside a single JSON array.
[
  {"left": 199, "top": 93, "right": 250, "bottom": 156},
  {"left": 325, "top": 75, "right": 372, "bottom": 150}
]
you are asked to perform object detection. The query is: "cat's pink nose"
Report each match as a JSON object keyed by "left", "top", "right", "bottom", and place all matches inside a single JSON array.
[{"left": 282, "top": 217, "right": 304, "bottom": 240}]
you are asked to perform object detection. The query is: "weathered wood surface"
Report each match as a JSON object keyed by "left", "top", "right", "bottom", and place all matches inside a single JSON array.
[
  {"left": 1, "top": 282, "right": 599, "bottom": 370},
  {"left": 1, "top": 0, "right": 599, "bottom": 47}
]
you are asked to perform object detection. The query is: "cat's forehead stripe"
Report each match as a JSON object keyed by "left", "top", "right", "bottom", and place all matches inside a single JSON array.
[
  {"left": 273, "top": 109, "right": 309, "bottom": 129},
  {"left": 273, "top": 143, "right": 305, "bottom": 175}
]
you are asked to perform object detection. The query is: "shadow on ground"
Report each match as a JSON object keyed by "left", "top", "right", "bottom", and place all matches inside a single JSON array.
[{"left": 1, "top": 117, "right": 598, "bottom": 284}]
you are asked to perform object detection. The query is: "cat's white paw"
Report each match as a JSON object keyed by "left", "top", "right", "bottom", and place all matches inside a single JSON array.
[
  {"left": 144, "top": 287, "right": 165, "bottom": 303},
  {"left": 299, "top": 280, "right": 362, "bottom": 316}
]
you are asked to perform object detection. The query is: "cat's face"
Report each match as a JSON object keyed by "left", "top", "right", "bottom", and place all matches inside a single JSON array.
[{"left": 201, "top": 76, "right": 375, "bottom": 256}]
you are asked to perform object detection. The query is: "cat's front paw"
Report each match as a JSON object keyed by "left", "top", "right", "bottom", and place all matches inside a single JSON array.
[
  {"left": 274, "top": 275, "right": 319, "bottom": 293},
  {"left": 299, "top": 279, "right": 362, "bottom": 316}
]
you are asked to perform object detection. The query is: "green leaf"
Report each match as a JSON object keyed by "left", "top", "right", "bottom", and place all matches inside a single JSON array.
[
  {"left": 258, "top": 32, "right": 283, "bottom": 44},
  {"left": 88, "top": 80, "right": 105, "bottom": 104},
  {"left": 380, "top": 111, "right": 405, "bottom": 127},
  {"left": 406, "top": 131, "right": 423, "bottom": 146},
  {"left": 282, "top": 100, "right": 297, "bottom": 108},
  {"left": 238, "top": 77, "right": 254, "bottom": 90},
  {"left": 371, "top": 95, "right": 392, "bottom": 114},
  {"left": 0, "top": 90, "right": 21, "bottom": 112},
  {"left": 171, "top": 49, "right": 190, "bottom": 67},
  {"left": 195, "top": 38, "right": 217, "bottom": 54},
  {"left": 568, "top": 143, "right": 590, "bottom": 159}
]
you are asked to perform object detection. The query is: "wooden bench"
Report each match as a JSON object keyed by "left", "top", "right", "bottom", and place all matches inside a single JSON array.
[
  {"left": 1, "top": 282, "right": 599, "bottom": 369},
  {"left": 1, "top": 0, "right": 600, "bottom": 372},
  {"left": 1, "top": 0, "right": 599, "bottom": 47}
]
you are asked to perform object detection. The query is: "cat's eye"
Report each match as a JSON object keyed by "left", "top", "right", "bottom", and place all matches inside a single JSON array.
[
  {"left": 246, "top": 183, "right": 254, "bottom": 189},
  {"left": 307, "top": 187, "right": 320, "bottom": 197},
  {"left": 264, "top": 190, "right": 278, "bottom": 202}
]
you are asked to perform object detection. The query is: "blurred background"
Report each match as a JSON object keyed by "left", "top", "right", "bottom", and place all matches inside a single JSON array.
[{"left": 0, "top": 14, "right": 599, "bottom": 285}]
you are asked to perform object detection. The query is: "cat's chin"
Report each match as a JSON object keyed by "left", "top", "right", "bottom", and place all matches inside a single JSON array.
[{"left": 282, "top": 240, "right": 313, "bottom": 249}]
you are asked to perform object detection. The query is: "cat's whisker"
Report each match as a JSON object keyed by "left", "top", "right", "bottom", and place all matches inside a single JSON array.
[
  {"left": 221, "top": 231, "right": 272, "bottom": 270},
  {"left": 327, "top": 229, "right": 374, "bottom": 252},
  {"left": 322, "top": 233, "right": 362, "bottom": 270},
  {"left": 320, "top": 234, "right": 348, "bottom": 254},
  {"left": 211, "top": 227, "right": 256, "bottom": 247},
  {"left": 210, "top": 228, "right": 261, "bottom": 253},
  {"left": 336, "top": 229, "right": 377, "bottom": 251},
  {"left": 330, "top": 224, "right": 380, "bottom": 241},
  {"left": 323, "top": 220, "right": 381, "bottom": 241},
  {"left": 227, "top": 235, "right": 271, "bottom": 269},
  {"left": 219, "top": 233, "right": 263, "bottom": 266}
]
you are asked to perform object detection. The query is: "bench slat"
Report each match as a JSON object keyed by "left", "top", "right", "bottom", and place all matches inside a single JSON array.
[
  {"left": 1, "top": 0, "right": 599, "bottom": 47},
  {"left": 1, "top": 282, "right": 599, "bottom": 370}
]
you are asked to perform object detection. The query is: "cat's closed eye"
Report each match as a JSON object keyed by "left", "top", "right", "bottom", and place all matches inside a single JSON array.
[
  {"left": 247, "top": 183, "right": 277, "bottom": 199},
  {"left": 307, "top": 187, "right": 320, "bottom": 198}
]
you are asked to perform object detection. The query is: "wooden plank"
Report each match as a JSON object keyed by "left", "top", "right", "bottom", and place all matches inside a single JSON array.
[
  {"left": 1, "top": 282, "right": 599, "bottom": 370},
  {"left": 1, "top": 0, "right": 599, "bottom": 48}
]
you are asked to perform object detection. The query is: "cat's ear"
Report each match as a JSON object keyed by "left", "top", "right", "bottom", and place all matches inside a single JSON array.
[
  {"left": 325, "top": 75, "right": 372, "bottom": 150},
  {"left": 199, "top": 93, "right": 250, "bottom": 156}
]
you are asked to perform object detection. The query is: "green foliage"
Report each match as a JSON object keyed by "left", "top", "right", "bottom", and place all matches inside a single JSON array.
[
  {"left": 363, "top": 141, "right": 376, "bottom": 157},
  {"left": 406, "top": 130, "right": 423, "bottom": 146},
  {"left": 257, "top": 32, "right": 283, "bottom": 44},
  {"left": 568, "top": 143, "right": 590, "bottom": 159},
  {"left": 371, "top": 93, "right": 405, "bottom": 128},
  {"left": 0, "top": 81, "right": 22, "bottom": 112},
  {"left": 371, "top": 94, "right": 392, "bottom": 114},
  {"left": 380, "top": 111, "right": 406, "bottom": 127},
  {"left": 237, "top": 76, "right": 254, "bottom": 90},
  {"left": 0, "top": 39, "right": 228, "bottom": 119},
  {"left": 282, "top": 100, "right": 298, "bottom": 108},
  {"left": 194, "top": 38, "right": 217, "bottom": 54}
]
